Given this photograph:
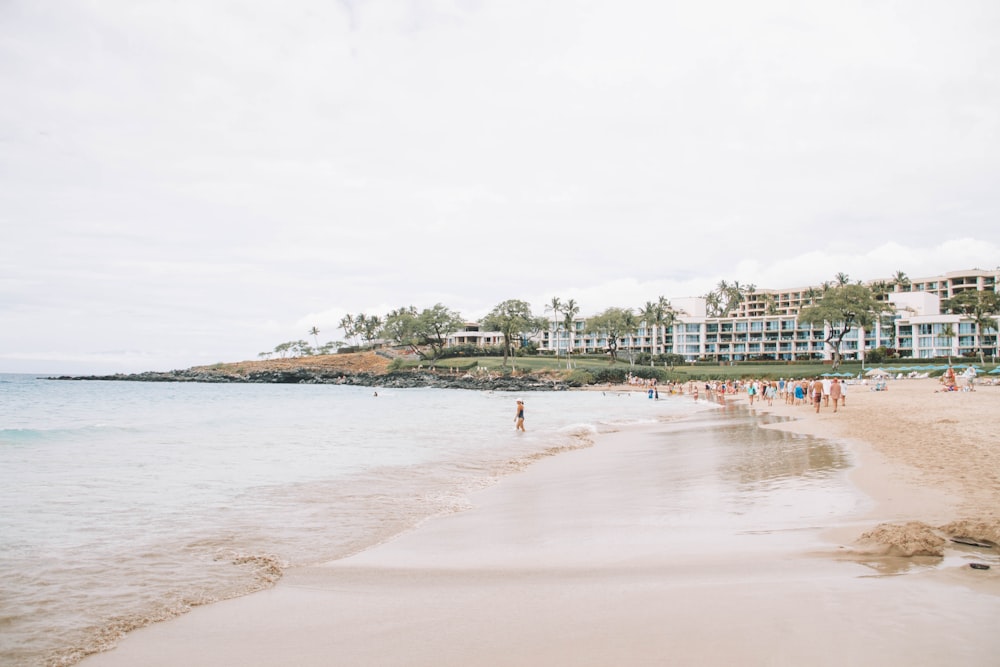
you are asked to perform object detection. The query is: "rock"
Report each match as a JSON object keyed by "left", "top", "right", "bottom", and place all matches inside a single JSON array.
[{"left": 51, "top": 368, "right": 571, "bottom": 392}]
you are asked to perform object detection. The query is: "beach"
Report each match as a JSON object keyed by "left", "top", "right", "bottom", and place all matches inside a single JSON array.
[{"left": 81, "top": 377, "right": 1000, "bottom": 666}]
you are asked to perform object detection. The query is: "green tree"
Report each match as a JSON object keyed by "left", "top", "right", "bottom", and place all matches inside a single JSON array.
[
  {"left": 940, "top": 323, "right": 956, "bottom": 364},
  {"left": 339, "top": 314, "right": 358, "bottom": 347},
  {"left": 382, "top": 306, "right": 420, "bottom": 352},
  {"left": 545, "top": 297, "right": 563, "bottom": 357},
  {"left": 640, "top": 300, "right": 659, "bottom": 364},
  {"left": 482, "top": 300, "right": 542, "bottom": 367},
  {"left": 943, "top": 290, "right": 1000, "bottom": 363},
  {"left": 641, "top": 296, "right": 677, "bottom": 363},
  {"left": 797, "top": 283, "right": 887, "bottom": 369},
  {"left": 586, "top": 307, "right": 639, "bottom": 364},
  {"left": 308, "top": 326, "right": 321, "bottom": 350},
  {"left": 413, "top": 304, "right": 465, "bottom": 362},
  {"left": 893, "top": 270, "right": 910, "bottom": 291},
  {"left": 704, "top": 290, "right": 723, "bottom": 317},
  {"left": 363, "top": 314, "right": 383, "bottom": 348},
  {"left": 561, "top": 298, "right": 580, "bottom": 369}
]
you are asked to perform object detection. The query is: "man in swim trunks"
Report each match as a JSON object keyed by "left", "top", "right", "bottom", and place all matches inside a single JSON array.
[{"left": 811, "top": 378, "right": 824, "bottom": 413}]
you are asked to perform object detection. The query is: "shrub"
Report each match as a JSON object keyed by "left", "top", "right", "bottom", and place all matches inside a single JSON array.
[{"left": 566, "top": 369, "right": 595, "bottom": 386}]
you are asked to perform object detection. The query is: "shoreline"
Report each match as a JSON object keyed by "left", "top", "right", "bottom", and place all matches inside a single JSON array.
[
  {"left": 81, "top": 379, "right": 1000, "bottom": 666},
  {"left": 746, "top": 377, "right": 999, "bottom": 540}
]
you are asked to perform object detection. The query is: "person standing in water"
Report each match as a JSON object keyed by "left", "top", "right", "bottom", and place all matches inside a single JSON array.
[{"left": 515, "top": 400, "right": 525, "bottom": 432}]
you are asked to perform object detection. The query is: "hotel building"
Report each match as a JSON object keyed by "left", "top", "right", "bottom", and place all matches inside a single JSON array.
[{"left": 520, "top": 269, "right": 1000, "bottom": 363}]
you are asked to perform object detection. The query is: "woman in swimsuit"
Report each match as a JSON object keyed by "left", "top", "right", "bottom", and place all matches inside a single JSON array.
[{"left": 515, "top": 400, "right": 525, "bottom": 432}]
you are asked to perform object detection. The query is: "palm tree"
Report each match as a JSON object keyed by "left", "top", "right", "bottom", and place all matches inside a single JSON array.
[
  {"left": 835, "top": 272, "right": 850, "bottom": 287},
  {"left": 727, "top": 281, "right": 746, "bottom": 315},
  {"left": 941, "top": 323, "right": 956, "bottom": 365},
  {"left": 561, "top": 299, "right": 580, "bottom": 368},
  {"left": 309, "top": 326, "right": 321, "bottom": 350},
  {"left": 659, "top": 300, "right": 680, "bottom": 359},
  {"left": 545, "top": 297, "right": 563, "bottom": 356},
  {"left": 704, "top": 291, "right": 722, "bottom": 317},
  {"left": 893, "top": 270, "right": 911, "bottom": 292},
  {"left": 640, "top": 300, "right": 660, "bottom": 363},
  {"left": 656, "top": 296, "right": 672, "bottom": 355},
  {"left": 622, "top": 309, "right": 640, "bottom": 366},
  {"left": 761, "top": 292, "right": 778, "bottom": 315},
  {"left": 339, "top": 314, "right": 356, "bottom": 347}
]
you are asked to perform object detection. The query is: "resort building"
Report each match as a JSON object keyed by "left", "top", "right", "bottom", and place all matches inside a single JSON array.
[
  {"left": 529, "top": 268, "right": 1000, "bottom": 363},
  {"left": 447, "top": 322, "right": 506, "bottom": 348}
]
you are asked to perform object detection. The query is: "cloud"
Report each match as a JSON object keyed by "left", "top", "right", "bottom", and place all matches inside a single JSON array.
[{"left": 2, "top": 0, "right": 999, "bottom": 373}]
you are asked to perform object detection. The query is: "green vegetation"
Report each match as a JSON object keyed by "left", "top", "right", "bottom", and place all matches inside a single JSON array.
[
  {"left": 381, "top": 354, "right": 996, "bottom": 382},
  {"left": 481, "top": 299, "right": 547, "bottom": 366},
  {"left": 943, "top": 290, "right": 1000, "bottom": 364},
  {"left": 797, "top": 283, "right": 888, "bottom": 370}
]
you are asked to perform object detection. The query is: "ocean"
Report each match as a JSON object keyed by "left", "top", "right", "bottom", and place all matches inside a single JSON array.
[{"left": 0, "top": 374, "right": 856, "bottom": 666}]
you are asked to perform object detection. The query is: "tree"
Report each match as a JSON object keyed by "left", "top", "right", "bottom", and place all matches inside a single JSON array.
[
  {"left": 382, "top": 306, "right": 420, "bottom": 353},
  {"left": 704, "top": 291, "right": 723, "bottom": 317},
  {"left": 658, "top": 298, "right": 681, "bottom": 356},
  {"left": 308, "top": 326, "right": 321, "bottom": 350},
  {"left": 586, "top": 307, "right": 639, "bottom": 364},
  {"left": 290, "top": 339, "right": 312, "bottom": 357},
  {"left": 545, "top": 297, "right": 563, "bottom": 356},
  {"left": 642, "top": 296, "right": 677, "bottom": 363},
  {"left": 797, "top": 283, "right": 887, "bottom": 369},
  {"left": 561, "top": 298, "right": 580, "bottom": 368},
  {"left": 893, "top": 270, "right": 911, "bottom": 291},
  {"left": 640, "top": 300, "right": 659, "bottom": 364},
  {"left": 943, "top": 290, "right": 1000, "bottom": 363},
  {"left": 835, "top": 272, "right": 850, "bottom": 287},
  {"left": 482, "top": 300, "right": 541, "bottom": 367},
  {"left": 940, "top": 323, "right": 956, "bottom": 365},
  {"left": 339, "top": 314, "right": 357, "bottom": 347},
  {"left": 413, "top": 304, "right": 465, "bottom": 362}
]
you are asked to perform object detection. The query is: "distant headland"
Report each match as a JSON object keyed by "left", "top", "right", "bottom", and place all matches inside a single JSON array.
[{"left": 51, "top": 352, "right": 572, "bottom": 392}]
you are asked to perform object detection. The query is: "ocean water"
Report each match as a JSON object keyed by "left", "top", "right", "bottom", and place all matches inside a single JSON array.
[{"left": 1, "top": 374, "right": 716, "bottom": 666}]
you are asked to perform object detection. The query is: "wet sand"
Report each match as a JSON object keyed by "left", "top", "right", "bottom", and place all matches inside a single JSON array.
[{"left": 82, "top": 379, "right": 1000, "bottom": 666}]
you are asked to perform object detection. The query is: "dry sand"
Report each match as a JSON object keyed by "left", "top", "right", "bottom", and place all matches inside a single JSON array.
[{"left": 82, "top": 377, "right": 1000, "bottom": 667}]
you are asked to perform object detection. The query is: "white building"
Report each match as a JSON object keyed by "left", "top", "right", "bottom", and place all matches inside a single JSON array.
[{"left": 531, "top": 269, "right": 1000, "bottom": 363}]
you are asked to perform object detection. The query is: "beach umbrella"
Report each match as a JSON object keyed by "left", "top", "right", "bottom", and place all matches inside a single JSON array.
[
  {"left": 865, "top": 368, "right": 886, "bottom": 376},
  {"left": 989, "top": 367, "right": 1000, "bottom": 374}
]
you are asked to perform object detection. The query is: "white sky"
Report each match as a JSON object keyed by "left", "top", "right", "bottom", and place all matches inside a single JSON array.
[{"left": 2, "top": 0, "right": 999, "bottom": 373}]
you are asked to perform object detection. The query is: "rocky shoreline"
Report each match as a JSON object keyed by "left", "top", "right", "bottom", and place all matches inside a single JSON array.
[{"left": 51, "top": 368, "right": 573, "bottom": 392}]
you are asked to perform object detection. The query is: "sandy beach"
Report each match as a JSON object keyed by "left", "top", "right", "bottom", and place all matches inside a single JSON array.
[{"left": 82, "top": 377, "right": 1000, "bottom": 667}]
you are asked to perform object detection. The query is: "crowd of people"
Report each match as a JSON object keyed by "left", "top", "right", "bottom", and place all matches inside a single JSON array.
[{"left": 622, "top": 374, "right": 849, "bottom": 413}]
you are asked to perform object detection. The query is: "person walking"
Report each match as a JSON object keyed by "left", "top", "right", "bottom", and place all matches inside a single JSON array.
[
  {"left": 829, "top": 378, "right": 842, "bottom": 412},
  {"left": 811, "top": 378, "right": 824, "bottom": 413},
  {"left": 515, "top": 400, "right": 526, "bottom": 432}
]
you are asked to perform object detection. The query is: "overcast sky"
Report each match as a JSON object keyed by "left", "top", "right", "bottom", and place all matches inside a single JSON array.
[{"left": 3, "top": 0, "right": 999, "bottom": 373}]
